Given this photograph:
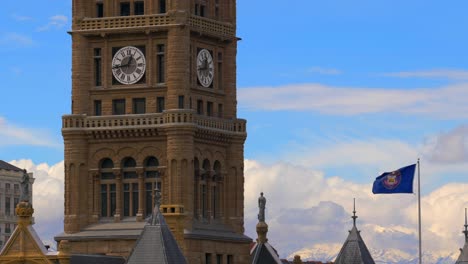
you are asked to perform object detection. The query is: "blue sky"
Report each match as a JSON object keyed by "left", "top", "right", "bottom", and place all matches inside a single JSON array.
[{"left": 1, "top": 0, "right": 468, "bottom": 262}]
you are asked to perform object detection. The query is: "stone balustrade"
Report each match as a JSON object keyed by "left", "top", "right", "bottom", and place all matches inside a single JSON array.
[
  {"left": 74, "top": 14, "right": 235, "bottom": 38},
  {"left": 62, "top": 110, "right": 246, "bottom": 134},
  {"left": 77, "top": 14, "right": 174, "bottom": 31}
]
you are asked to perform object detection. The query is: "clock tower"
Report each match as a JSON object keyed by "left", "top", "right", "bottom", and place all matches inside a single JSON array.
[{"left": 57, "top": 0, "right": 251, "bottom": 263}]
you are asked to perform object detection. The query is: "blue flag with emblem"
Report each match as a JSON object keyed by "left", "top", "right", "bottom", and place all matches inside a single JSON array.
[{"left": 372, "top": 164, "right": 416, "bottom": 194}]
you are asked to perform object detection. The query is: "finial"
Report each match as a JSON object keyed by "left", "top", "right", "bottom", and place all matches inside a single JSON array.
[
  {"left": 352, "top": 198, "right": 358, "bottom": 226},
  {"left": 463, "top": 208, "right": 468, "bottom": 242},
  {"left": 150, "top": 187, "right": 162, "bottom": 226},
  {"left": 256, "top": 192, "right": 268, "bottom": 243}
]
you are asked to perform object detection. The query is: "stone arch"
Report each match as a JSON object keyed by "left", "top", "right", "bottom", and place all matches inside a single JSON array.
[
  {"left": 193, "top": 147, "right": 203, "bottom": 161},
  {"left": 116, "top": 147, "right": 138, "bottom": 166},
  {"left": 138, "top": 146, "right": 165, "bottom": 166},
  {"left": 91, "top": 148, "right": 116, "bottom": 168},
  {"left": 213, "top": 151, "right": 225, "bottom": 165}
]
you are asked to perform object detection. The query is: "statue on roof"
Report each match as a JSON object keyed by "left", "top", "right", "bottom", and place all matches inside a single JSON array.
[
  {"left": 150, "top": 188, "right": 162, "bottom": 226},
  {"left": 258, "top": 192, "right": 266, "bottom": 222},
  {"left": 20, "top": 169, "right": 30, "bottom": 202}
]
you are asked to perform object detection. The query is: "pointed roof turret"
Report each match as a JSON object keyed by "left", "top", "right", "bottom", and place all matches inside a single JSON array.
[
  {"left": 251, "top": 192, "right": 282, "bottom": 264},
  {"left": 334, "top": 199, "right": 375, "bottom": 264},
  {"left": 126, "top": 188, "right": 187, "bottom": 264},
  {"left": 456, "top": 208, "right": 468, "bottom": 264}
]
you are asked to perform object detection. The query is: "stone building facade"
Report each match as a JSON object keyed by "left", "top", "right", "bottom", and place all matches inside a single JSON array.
[
  {"left": 0, "top": 161, "right": 34, "bottom": 250},
  {"left": 57, "top": 0, "right": 251, "bottom": 263}
]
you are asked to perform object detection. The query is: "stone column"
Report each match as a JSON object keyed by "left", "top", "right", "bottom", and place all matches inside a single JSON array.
[
  {"left": 91, "top": 170, "right": 100, "bottom": 223},
  {"left": 113, "top": 169, "right": 122, "bottom": 222},
  {"left": 136, "top": 167, "right": 145, "bottom": 221}
]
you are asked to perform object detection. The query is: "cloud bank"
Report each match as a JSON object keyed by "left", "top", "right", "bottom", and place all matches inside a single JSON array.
[
  {"left": 238, "top": 83, "right": 468, "bottom": 118},
  {"left": 8, "top": 159, "right": 64, "bottom": 248}
]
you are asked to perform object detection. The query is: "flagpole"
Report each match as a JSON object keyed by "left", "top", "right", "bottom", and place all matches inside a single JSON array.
[{"left": 418, "top": 158, "right": 422, "bottom": 264}]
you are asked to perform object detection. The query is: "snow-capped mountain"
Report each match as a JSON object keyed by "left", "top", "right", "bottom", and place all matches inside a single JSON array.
[{"left": 288, "top": 245, "right": 458, "bottom": 264}]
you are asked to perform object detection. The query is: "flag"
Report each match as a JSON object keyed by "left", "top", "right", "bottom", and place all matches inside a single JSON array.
[{"left": 372, "top": 164, "right": 416, "bottom": 194}]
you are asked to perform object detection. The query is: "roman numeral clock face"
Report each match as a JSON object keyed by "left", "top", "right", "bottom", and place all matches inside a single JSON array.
[
  {"left": 112, "top": 46, "right": 146, "bottom": 85},
  {"left": 197, "top": 49, "right": 214, "bottom": 88}
]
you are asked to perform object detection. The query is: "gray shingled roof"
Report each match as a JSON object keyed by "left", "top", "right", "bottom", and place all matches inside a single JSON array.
[
  {"left": 456, "top": 242, "right": 468, "bottom": 264},
  {"left": 335, "top": 202, "right": 375, "bottom": 264},
  {"left": 0, "top": 160, "right": 22, "bottom": 171},
  {"left": 456, "top": 210, "right": 468, "bottom": 264},
  {"left": 334, "top": 225, "right": 375, "bottom": 264},
  {"left": 126, "top": 192, "right": 187, "bottom": 264},
  {"left": 251, "top": 242, "right": 283, "bottom": 264}
]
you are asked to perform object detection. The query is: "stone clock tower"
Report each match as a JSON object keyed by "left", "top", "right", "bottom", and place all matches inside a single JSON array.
[{"left": 56, "top": 0, "right": 251, "bottom": 263}]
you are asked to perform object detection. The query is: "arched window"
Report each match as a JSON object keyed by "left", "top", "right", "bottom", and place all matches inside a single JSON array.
[
  {"left": 100, "top": 158, "right": 116, "bottom": 217},
  {"left": 144, "top": 156, "right": 161, "bottom": 217},
  {"left": 122, "top": 157, "right": 138, "bottom": 217}
]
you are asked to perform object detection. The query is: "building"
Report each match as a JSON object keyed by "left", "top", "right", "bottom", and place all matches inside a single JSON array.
[
  {"left": 0, "top": 160, "right": 34, "bottom": 249},
  {"left": 334, "top": 200, "right": 375, "bottom": 264},
  {"left": 56, "top": 0, "right": 250, "bottom": 263}
]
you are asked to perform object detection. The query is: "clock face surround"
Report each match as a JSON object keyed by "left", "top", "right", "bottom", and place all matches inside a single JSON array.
[
  {"left": 197, "top": 49, "right": 214, "bottom": 88},
  {"left": 112, "top": 46, "right": 146, "bottom": 85}
]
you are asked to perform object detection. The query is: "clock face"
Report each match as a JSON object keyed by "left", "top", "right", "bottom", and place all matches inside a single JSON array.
[
  {"left": 112, "top": 46, "right": 146, "bottom": 85},
  {"left": 197, "top": 49, "right": 214, "bottom": 88}
]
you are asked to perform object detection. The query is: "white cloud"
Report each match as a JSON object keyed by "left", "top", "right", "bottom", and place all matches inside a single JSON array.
[
  {"left": 37, "top": 15, "right": 68, "bottom": 32},
  {"left": 238, "top": 83, "right": 468, "bottom": 119},
  {"left": 0, "top": 33, "right": 34, "bottom": 46},
  {"left": 8, "top": 159, "right": 64, "bottom": 247},
  {"left": 244, "top": 159, "right": 468, "bottom": 262},
  {"left": 307, "top": 67, "right": 342, "bottom": 75},
  {"left": 11, "top": 14, "right": 33, "bottom": 22},
  {"left": 383, "top": 69, "right": 468, "bottom": 80},
  {"left": 0, "top": 117, "right": 60, "bottom": 148},
  {"left": 423, "top": 125, "right": 468, "bottom": 164}
]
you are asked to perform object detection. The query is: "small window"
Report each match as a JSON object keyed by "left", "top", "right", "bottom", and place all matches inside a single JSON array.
[
  {"left": 200, "top": 5, "right": 206, "bottom": 17},
  {"left": 96, "top": 3, "right": 104, "bottom": 17},
  {"left": 178, "top": 95, "right": 185, "bottom": 109},
  {"left": 120, "top": 2, "right": 130, "bottom": 16},
  {"left": 134, "top": 1, "right": 144, "bottom": 15},
  {"left": 133, "top": 98, "right": 146, "bottom": 114},
  {"left": 94, "top": 48, "right": 102, "bottom": 86},
  {"left": 113, "top": 99, "right": 126, "bottom": 115},
  {"left": 157, "top": 97, "right": 165, "bottom": 113},
  {"left": 5, "top": 183, "right": 10, "bottom": 190},
  {"left": 157, "top": 44, "right": 165, "bottom": 83},
  {"left": 217, "top": 52, "right": 223, "bottom": 90},
  {"left": 216, "top": 254, "right": 222, "bottom": 264},
  {"left": 205, "top": 253, "right": 212, "bottom": 264},
  {"left": 94, "top": 100, "right": 102, "bottom": 116},
  {"left": 207, "top": 101, "right": 213, "bottom": 116},
  {"left": 197, "top": 100, "right": 203, "bottom": 115},
  {"left": 195, "top": 4, "right": 199, "bottom": 15},
  {"left": 227, "top": 255, "right": 233, "bottom": 264},
  {"left": 218, "top": 103, "right": 223, "bottom": 118},
  {"left": 159, "top": 0, "right": 166, "bottom": 13}
]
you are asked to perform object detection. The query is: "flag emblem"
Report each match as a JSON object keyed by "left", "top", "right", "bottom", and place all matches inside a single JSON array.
[
  {"left": 382, "top": 170, "right": 401, "bottom": 190},
  {"left": 372, "top": 164, "right": 416, "bottom": 194}
]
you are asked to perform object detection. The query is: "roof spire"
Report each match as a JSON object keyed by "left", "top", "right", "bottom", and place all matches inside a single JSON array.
[
  {"left": 464, "top": 208, "right": 468, "bottom": 243},
  {"left": 352, "top": 198, "right": 358, "bottom": 227}
]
